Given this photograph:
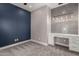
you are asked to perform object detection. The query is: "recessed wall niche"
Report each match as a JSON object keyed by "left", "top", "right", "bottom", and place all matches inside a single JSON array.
[{"left": 51, "top": 3, "right": 78, "bottom": 35}]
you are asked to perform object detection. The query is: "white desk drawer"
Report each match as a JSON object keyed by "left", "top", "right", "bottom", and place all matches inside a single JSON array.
[
  {"left": 69, "top": 37, "right": 79, "bottom": 52},
  {"left": 70, "top": 45, "right": 79, "bottom": 52}
]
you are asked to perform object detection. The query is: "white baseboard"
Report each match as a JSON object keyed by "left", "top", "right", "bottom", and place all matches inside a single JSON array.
[
  {"left": 31, "top": 40, "right": 48, "bottom": 46},
  {"left": 0, "top": 40, "right": 31, "bottom": 50}
]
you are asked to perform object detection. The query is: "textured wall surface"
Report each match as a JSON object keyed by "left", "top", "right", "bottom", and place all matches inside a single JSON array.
[
  {"left": 31, "top": 6, "right": 50, "bottom": 44},
  {"left": 51, "top": 3, "right": 78, "bottom": 35},
  {"left": 0, "top": 3, "right": 31, "bottom": 47}
]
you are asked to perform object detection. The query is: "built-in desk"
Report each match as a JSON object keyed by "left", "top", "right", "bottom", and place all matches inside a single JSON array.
[{"left": 49, "top": 33, "right": 79, "bottom": 52}]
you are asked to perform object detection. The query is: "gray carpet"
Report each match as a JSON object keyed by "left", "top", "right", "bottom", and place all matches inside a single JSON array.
[{"left": 0, "top": 41, "right": 79, "bottom": 56}]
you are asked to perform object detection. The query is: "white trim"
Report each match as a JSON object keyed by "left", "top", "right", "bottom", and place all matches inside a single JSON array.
[
  {"left": 31, "top": 40, "right": 48, "bottom": 46},
  {"left": 0, "top": 40, "right": 31, "bottom": 50},
  {"left": 52, "top": 33, "right": 78, "bottom": 37}
]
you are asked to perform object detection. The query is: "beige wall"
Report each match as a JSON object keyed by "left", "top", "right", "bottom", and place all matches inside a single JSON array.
[{"left": 31, "top": 6, "right": 51, "bottom": 45}]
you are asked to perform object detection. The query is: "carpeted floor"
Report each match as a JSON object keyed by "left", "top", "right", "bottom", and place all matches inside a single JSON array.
[{"left": 0, "top": 41, "right": 79, "bottom": 56}]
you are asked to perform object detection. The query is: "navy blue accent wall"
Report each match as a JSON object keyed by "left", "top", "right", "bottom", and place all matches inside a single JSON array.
[{"left": 0, "top": 3, "right": 31, "bottom": 47}]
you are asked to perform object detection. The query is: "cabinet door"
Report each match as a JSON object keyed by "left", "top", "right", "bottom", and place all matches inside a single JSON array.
[
  {"left": 16, "top": 9, "right": 31, "bottom": 41},
  {"left": 69, "top": 37, "right": 79, "bottom": 52}
]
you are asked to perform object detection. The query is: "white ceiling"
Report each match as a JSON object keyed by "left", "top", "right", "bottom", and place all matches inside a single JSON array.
[{"left": 12, "top": 3, "right": 67, "bottom": 12}]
